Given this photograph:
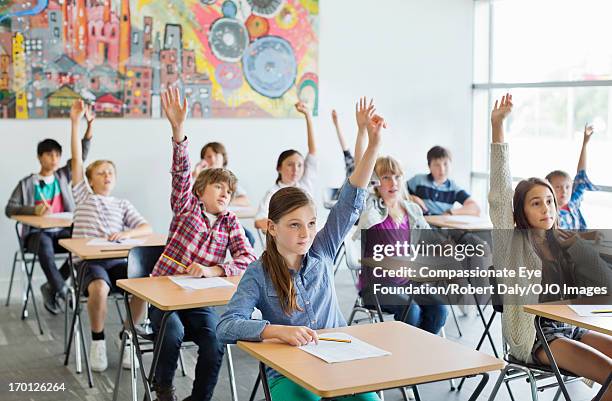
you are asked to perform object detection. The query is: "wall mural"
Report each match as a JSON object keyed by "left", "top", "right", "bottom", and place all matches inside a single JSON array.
[{"left": 0, "top": 0, "right": 319, "bottom": 119}]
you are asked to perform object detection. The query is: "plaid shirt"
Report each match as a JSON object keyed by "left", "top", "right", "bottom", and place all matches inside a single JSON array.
[
  {"left": 558, "top": 169, "right": 598, "bottom": 230},
  {"left": 151, "top": 138, "right": 256, "bottom": 277}
]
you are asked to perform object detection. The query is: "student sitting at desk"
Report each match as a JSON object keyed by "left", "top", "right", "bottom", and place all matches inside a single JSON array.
[
  {"left": 407, "top": 146, "right": 480, "bottom": 216},
  {"left": 5, "top": 106, "right": 93, "bottom": 315},
  {"left": 217, "top": 99, "right": 387, "bottom": 401},
  {"left": 490, "top": 93, "right": 612, "bottom": 399},
  {"left": 149, "top": 88, "right": 256, "bottom": 401},
  {"left": 69, "top": 100, "right": 152, "bottom": 373},
  {"left": 254, "top": 101, "right": 318, "bottom": 231}
]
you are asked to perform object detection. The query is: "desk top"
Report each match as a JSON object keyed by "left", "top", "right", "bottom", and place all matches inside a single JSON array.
[
  {"left": 238, "top": 321, "right": 504, "bottom": 398},
  {"left": 524, "top": 296, "right": 612, "bottom": 336},
  {"left": 12, "top": 214, "right": 73, "bottom": 229},
  {"left": 117, "top": 275, "right": 242, "bottom": 311},
  {"left": 425, "top": 215, "right": 493, "bottom": 231},
  {"left": 58, "top": 234, "right": 167, "bottom": 261}
]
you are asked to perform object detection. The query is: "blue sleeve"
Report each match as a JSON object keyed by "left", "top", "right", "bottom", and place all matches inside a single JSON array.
[
  {"left": 310, "top": 179, "right": 367, "bottom": 262},
  {"left": 569, "top": 169, "right": 598, "bottom": 209},
  {"left": 216, "top": 266, "right": 269, "bottom": 344},
  {"left": 406, "top": 176, "right": 418, "bottom": 194},
  {"left": 455, "top": 189, "right": 470, "bottom": 204}
]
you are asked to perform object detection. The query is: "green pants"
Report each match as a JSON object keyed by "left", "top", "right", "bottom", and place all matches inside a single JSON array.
[{"left": 268, "top": 376, "right": 381, "bottom": 401}]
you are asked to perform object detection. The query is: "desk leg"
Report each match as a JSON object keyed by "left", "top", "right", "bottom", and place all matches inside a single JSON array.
[
  {"left": 20, "top": 229, "right": 43, "bottom": 335},
  {"left": 466, "top": 373, "right": 489, "bottom": 401},
  {"left": 535, "top": 315, "right": 572, "bottom": 401},
  {"left": 226, "top": 344, "right": 239, "bottom": 401},
  {"left": 148, "top": 311, "right": 170, "bottom": 391},
  {"left": 259, "top": 363, "right": 272, "bottom": 401},
  {"left": 593, "top": 372, "right": 612, "bottom": 401},
  {"left": 64, "top": 258, "right": 86, "bottom": 363},
  {"left": 123, "top": 293, "right": 152, "bottom": 401}
]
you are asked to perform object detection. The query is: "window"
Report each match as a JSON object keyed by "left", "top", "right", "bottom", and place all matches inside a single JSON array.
[{"left": 472, "top": 0, "right": 612, "bottom": 227}]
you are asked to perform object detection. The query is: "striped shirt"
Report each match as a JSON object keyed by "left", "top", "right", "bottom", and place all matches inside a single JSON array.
[
  {"left": 407, "top": 173, "right": 470, "bottom": 215},
  {"left": 150, "top": 138, "right": 256, "bottom": 277},
  {"left": 72, "top": 180, "right": 147, "bottom": 262}
]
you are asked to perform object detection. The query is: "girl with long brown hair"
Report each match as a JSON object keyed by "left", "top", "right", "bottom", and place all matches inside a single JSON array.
[
  {"left": 217, "top": 101, "right": 386, "bottom": 401},
  {"left": 489, "top": 93, "right": 612, "bottom": 401}
]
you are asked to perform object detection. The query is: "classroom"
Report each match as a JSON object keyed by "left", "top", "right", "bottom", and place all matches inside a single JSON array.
[{"left": 1, "top": 1, "right": 611, "bottom": 400}]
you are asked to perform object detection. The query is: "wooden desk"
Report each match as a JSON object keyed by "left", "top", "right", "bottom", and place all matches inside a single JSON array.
[
  {"left": 524, "top": 296, "right": 612, "bottom": 401},
  {"left": 238, "top": 321, "right": 504, "bottom": 400},
  {"left": 425, "top": 215, "right": 493, "bottom": 231},
  {"left": 12, "top": 214, "right": 73, "bottom": 229},
  {"left": 117, "top": 275, "right": 243, "bottom": 401},
  {"left": 58, "top": 234, "right": 167, "bottom": 260},
  {"left": 229, "top": 205, "right": 257, "bottom": 219},
  {"left": 116, "top": 275, "right": 241, "bottom": 311}
]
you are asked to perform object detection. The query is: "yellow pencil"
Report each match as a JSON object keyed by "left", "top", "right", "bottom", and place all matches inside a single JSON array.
[
  {"left": 161, "top": 254, "right": 188, "bottom": 272},
  {"left": 318, "top": 337, "right": 352, "bottom": 343},
  {"left": 591, "top": 309, "right": 612, "bottom": 314}
]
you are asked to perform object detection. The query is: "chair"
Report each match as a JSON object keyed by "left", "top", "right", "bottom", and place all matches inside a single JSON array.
[
  {"left": 483, "top": 270, "right": 580, "bottom": 401},
  {"left": 112, "top": 246, "right": 239, "bottom": 401}
]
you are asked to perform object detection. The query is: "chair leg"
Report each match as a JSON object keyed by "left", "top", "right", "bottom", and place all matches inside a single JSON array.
[
  {"left": 248, "top": 375, "right": 260, "bottom": 401},
  {"left": 487, "top": 365, "right": 511, "bottom": 401},
  {"left": 178, "top": 348, "right": 187, "bottom": 376},
  {"left": 5, "top": 251, "right": 19, "bottom": 307},
  {"left": 226, "top": 344, "right": 238, "bottom": 401},
  {"left": 112, "top": 331, "right": 128, "bottom": 401},
  {"left": 449, "top": 304, "right": 463, "bottom": 337}
]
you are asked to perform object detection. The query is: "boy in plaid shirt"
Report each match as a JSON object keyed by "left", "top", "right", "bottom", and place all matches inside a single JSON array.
[
  {"left": 546, "top": 124, "right": 598, "bottom": 230},
  {"left": 150, "top": 88, "right": 256, "bottom": 401}
]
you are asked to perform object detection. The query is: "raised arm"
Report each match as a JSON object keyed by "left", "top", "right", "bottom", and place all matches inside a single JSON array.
[
  {"left": 332, "top": 110, "right": 349, "bottom": 151},
  {"left": 353, "top": 97, "right": 375, "bottom": 166},
  {"left": 70, "top": 100, "right": 87, "bottom": 186},
  {"left": 295, "top": 102, "right": 316, "bottom": 155},
  {"left": 488, "top": 93, "right": 515, "bottom": 229},
  {"left": 350, "top": 113, "right": 385, "bottom": 188},
  {"left": 577, "top": 123, "right": 594, "bottom": 173}
]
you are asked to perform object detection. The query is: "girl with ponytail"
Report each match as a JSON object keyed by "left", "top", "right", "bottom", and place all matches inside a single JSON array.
[{"left": 217, "top": 100, "right": 387, "bottom": 401}]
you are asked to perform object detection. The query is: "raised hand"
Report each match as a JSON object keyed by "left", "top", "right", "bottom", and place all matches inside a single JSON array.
[
  {"left": 583, "top": 123, "right": 595, "bottom": 144},
  {"left": 84, "top": 103, "right": 95, "bottom": 124},
  {"left": 294, "top": 101, "right": 311, "bottom": 116},
  {"left": 70, "top": 99, "right": 86, "bottom": 123},
  {"left": 331, "top": 109, "right": 339, "bottom": 125},
  {"left": 367, "top": 113, "right": 387, "bottom": 147},
  {"left": 355, "top": 97, "right": 375, "bottom": 131},
  {"left": 161, "top": 87, "right": 188, "bottom": 142},
  {"left": 491, "top": 93, "right": 513, "bottom": 127}
]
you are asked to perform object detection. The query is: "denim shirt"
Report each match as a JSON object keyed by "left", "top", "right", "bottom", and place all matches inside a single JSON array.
[{"left": 217, "top": 180, "right": 367, "bottom": 380}]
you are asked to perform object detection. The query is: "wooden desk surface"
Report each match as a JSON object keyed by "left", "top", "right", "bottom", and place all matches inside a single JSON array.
[
  {"left": 238, "top": 321, "right": 504, "bottom": 398},
  {"left": 58, "top": 234, "right": 167, "bottom": 261},
  {"left": 425, "top": 215, "right": 493, "bottom": 231},
  {"left": 524, "top": 296, "right": 612, "bottom": 336},
  {"left": 12, "top": 214, "right": 73, "bottom": 229},
  {"left": 117, "top": 275, "right": 242, "bottom": 311}
]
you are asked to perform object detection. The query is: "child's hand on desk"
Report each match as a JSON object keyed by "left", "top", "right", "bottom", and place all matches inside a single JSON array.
[
  {"left": 34, "top": 203, "right": 51, "bottom": 216},
  {"left": 263, "top": 325, "right": 319, "bottom": 346},
  {"left": 186, "top": 262, "right": 223, "bottom": 278},
  {"left": 108, "top": 231, "right": 130, "bottom": 242}
]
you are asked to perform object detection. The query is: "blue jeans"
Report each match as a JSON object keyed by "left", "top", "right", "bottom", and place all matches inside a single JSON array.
[
  {"left": 382, "top": 302, "right": 448, "bottom": 334},
  {"left": 150, "top": 306, "right": 224, "bottom": 401}
]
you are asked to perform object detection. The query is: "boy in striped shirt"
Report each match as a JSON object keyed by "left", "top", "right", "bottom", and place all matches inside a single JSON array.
[
  {"left": 70, "top": 100, "right": 152, "bottom": 372},
  {"left": 149, "top": 89, "right": 256, "bottom": 401}
]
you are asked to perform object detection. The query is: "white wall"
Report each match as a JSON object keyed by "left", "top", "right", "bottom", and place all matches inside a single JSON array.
[{"left": 0, "top": 0, "right": 474, "bottom": 283}]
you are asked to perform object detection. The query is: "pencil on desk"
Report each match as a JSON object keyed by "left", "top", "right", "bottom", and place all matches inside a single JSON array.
[
  {"left": 161, "top": 254, "right": 188, "bottom": 272},
  {"left": 318, "top": 337, "right": 352, "bottom": 343},
  {"left": 591, "top": 309, "right": 612, "bottom": 314}
]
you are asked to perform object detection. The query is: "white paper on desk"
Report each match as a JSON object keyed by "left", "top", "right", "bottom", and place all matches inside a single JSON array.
[
  {"left": 169, "top": 276, "right": 234, "bottom": 290},
  {"left": 299, "top": 332, "right": 391, "bottom": 364},
  {"left": 568, "top": 305, "right": 612, "bottom": 317},
  {"left": 48, "top": 212, "right": 74, "bottom": 219},
  {"left": 86, "top": 238, "right": 145, "bottom": 247}
]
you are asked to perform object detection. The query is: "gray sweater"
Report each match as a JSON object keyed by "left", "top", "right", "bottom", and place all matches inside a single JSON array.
[
  {"left": 5, "top": 137, "right": 91, "bottom": 236},
  {"left": 489, "top": 143, "right": 612, "bottom": 362}
]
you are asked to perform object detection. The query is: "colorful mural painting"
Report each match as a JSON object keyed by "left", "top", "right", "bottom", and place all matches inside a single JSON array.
[{"left": 0, "top": 0, "right": 319, "bottom": 119}]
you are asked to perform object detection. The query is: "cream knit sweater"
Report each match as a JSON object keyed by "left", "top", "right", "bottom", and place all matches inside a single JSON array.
[{"left": 489, "top": 143, "right": 612, "bottom": 362}]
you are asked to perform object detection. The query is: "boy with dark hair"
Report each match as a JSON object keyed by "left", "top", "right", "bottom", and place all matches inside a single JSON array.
[
  {"left": 5, "top": 110, "right": 94, "bottom": 314},
  {"left": 407, "top": 145, "right": 481, "bottom": 216}
]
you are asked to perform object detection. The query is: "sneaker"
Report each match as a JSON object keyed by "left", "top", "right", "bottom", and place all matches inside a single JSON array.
[
  {"left": 40, "top": 283, "right": 61, "bottom": 315},
  {"left": 405, "top": 387, "right": 416, "bottom": 400},
  {"left": 120, "top": 333, "right": 140, "bottom": 370},
  {"left": 89, "top": 339, "right": 108, "bottom": 372},
  {"left": 153, "top": 384, "right": 177, "bottom": 401}
]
